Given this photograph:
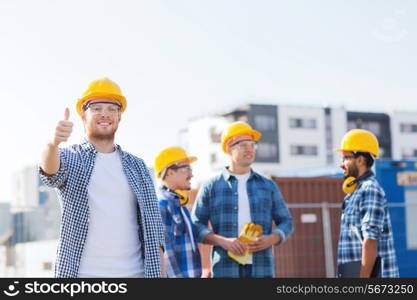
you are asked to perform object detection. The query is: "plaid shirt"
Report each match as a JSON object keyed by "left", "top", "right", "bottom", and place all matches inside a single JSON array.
[
  {"left": 191, "top": 168, "right": 293, "bottom": 278},
  {"left": 39, "top": 140, "right": 165, "bottom": 278},
  {"left": 337, "top": 174, "right": 399, "bottom": 278},
  {"left": 157, "top": 187, "right": 202, "bottom": 278}
]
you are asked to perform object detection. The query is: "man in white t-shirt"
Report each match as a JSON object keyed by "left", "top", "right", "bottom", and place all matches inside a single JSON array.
[
  {"left": 39, "top": 78, "right": 165, "bottom": 278},
  {"left": 192, "top": 121, "right": 293, "bottom": 277}
]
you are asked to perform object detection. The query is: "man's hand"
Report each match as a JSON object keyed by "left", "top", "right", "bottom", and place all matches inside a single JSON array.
[
  {"left": 222, "top": 237, "right": 247, "bottom": 256},
  {"left": 201, "top": 269, "right": 212, "bottom": 278},
  {"left": 247, "top": 234, "right": 281, "bottom": 253},
  {"left": 51, "top": 108, "right": 73, "bottom": 147},
  {"left": 360, "top": 238, "right": 378, "bottom": 278},
  {"left": 202, "top": 233, "right": 247, "bottom": 256},
  {"left": 41, "top": 108, "right": 73, "bottom": 175},
  {"left": 160, "top": 247, "right": 167, "bottom": 278}
]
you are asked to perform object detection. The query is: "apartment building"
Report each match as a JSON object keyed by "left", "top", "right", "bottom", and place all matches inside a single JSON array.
[{"left": 181, "top": 104, "right": 417, "bottom": 186}]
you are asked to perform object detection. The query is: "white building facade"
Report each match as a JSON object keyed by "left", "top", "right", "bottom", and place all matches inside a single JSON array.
[
  {"left": 181, "top": 104, "right": 348, "bottom": 185},
  {"left": 390, "top": 111, "right": 417, "bottom": 160}
]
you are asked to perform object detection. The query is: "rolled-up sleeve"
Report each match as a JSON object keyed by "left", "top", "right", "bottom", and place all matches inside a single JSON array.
[
  {"left": 38, "top": 149, "right": 69, "bottom": 189},
  {"left": 270, "top": 180, "right": 293, "bottom": 245},
  {"left": 159, "top": 201, "right": 183, "bottom": 277},
  {"left": 140, "top": 160, "right": 166, "bottom": 249},
  {"left": 359, "top": 185, "right": 385, "bottom": 240},
  {"left": 191, "top": 184, "right": 213, "bottom": 243}
]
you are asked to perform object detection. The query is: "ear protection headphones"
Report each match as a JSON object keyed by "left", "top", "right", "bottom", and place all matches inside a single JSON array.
[
  {"left": 174, "top": 190, "right": 190, "bottom": 206},
  {"left": 162, "top": 186, "right": 189, "bottom": 205},
  {"left": 342, "top": 171, "right": 373, "bottom": 194}
]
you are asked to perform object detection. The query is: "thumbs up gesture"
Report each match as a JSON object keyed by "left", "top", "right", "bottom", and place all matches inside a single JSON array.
[{"left": 51, "top": 108, "right": 73, "bottom": 147}]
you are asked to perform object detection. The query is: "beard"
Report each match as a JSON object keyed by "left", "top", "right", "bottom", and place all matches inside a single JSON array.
[
  {"left": 86, "top": 124, "right": 118, "bottom": 141},
  {"left": 89, "top": 131, "right": 116, "bottom": 141},
  {"left": 345, "top": 163, "right": 359, "bottom": 179}
]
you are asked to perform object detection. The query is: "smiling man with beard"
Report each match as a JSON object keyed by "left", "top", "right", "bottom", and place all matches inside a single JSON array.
[
  {"left": 192, "top": 121, "right": 293, "bottom": 278},
  {"left": 39, "top": 78, "right": 165, "bottom": 278}
]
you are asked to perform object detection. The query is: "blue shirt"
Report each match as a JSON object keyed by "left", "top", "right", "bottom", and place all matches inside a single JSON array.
[
  {"left": 191, "top": 168, "right": 293, "bottom": 278},
  {"left": 158, "top": 187, "right": 202, "bottom": 278},
  {"left": 39, "top": 140, "right": 165, "bottom": 278},
  {"left": 337, "top": 174, "right": 399, "bottom": 278}
]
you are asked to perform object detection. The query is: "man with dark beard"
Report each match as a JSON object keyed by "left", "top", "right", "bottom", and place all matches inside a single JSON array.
[
  {"left": 334, "top": 129, "right": 399, "bottom": 278},
  {"left": 39, "top": 78, "right": 165, "bottom": 278}
]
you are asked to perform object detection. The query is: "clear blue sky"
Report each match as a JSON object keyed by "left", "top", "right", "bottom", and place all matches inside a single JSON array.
[{"left": 0, "top": 0, "right": 416, "bottom": 201}]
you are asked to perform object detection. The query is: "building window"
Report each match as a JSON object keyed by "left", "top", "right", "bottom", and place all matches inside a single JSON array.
[
  {"left": 401, "top": 148, "right": 417, "bottom": 159},
  {"left": 210, "top": 127, "right": 221, "bottom": 143},
  {"left": 325, "top": 112, "right": 333, "bottom": 164},
  {"left": 290, "top": 145, "right": 318, "bottom": 156},
  {"left": 210, "top": 152, "right": 217, "bottom": 164},
  {"left": 400, "top": 123, "right": 417, "bottom": 133},
  {"left": 289, "top": 118, "right": 316, "bottom": 129},
  {"left": 237, "top": 115, "right": 248, "bottom": 122},
  {"left": 363, "top": 122, "right": 381, "bottom": 135},
  {"left": 349, "top": 120, "right": 381, "bottom": 135},
  {"left": 379, "top": 147, "right": 385, "bottom": 158},
  {"left": 254, "top": 115, "right": 276, "bottom": 131},
  {"left": 347, "top": 121, "right": 356, "bottom": 130},
  {"left": 257, "top": 142, "right": 278, "bottom": 159}
]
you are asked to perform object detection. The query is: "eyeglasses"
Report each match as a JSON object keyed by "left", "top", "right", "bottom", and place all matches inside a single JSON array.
[
  {"left": 84, "top": 102, "right": 121, "bottom": 115},
  {"left": 230, "top": 139, "right": 258, "bottom": 150},
  {"left": 342, "top": 155, "right": 356, "bottom": 162},
  {"left": 169, "top": 164, "right": 192, "bottom": 172},
  {"left": 161, "top": 164, "right": 192, "bottom": 179}
]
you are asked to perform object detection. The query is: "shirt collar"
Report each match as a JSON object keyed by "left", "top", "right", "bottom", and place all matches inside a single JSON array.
[
  {"left": 80, "top": 139, "right": 96, "bottom": 153},
  {"left": 80, "top": 138, "right": 123, "bottom": 157},
  {"left": 221, "top": 166, "right": 260, "bottom": 181},
  {"left": 159, "top": 186, "right": 181, "bottom": 203},
  {"left": 356, "top": 171, "right": 375, "bottom": 188}
]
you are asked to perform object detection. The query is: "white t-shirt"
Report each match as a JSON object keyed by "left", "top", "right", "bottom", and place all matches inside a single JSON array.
[
  {"left": 78, "top": 151, "right": 144, "bottom": 278},
  {"left": 232, "top": 172, "right": 253, "bottom": 264}
]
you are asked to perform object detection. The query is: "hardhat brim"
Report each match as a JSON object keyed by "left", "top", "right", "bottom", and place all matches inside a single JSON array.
[
  {"left": 333, "top": 147, "right": 379, "bottom": 158},
  {"left": 183, "top": 156, "right": 198, "bottom": 165},
  {"left": 156, "top": 156, "right": 198, "bottom": 178},
  {"left": 222, "top": 129, "right": 262, "bottom": 153},
  {"left": 76, "top": 93, "right": 127, "bottom": 115}
]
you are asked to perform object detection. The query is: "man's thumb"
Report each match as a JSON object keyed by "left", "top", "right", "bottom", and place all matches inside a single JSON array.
[{"left": 64, "top": 107, "right": 70, "bottom": 121}]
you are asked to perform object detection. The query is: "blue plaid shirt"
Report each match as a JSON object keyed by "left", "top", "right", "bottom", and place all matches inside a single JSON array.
[
  {"left": 157, "top": 187, "right": 202, "bottom": 278},
  {"left": 337, "top": 174, "right": 399, "bottom": 278},
  {"left": 191, "top": 168, "right": 293, "bottom": 278},
  {"left": 39, "top": 140, "right": 165, "bottom": 278}
]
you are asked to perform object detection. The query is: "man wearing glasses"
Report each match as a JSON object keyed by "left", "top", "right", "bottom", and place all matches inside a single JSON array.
[
  {"left": 192, "top": 121, "right": 293, "bottom": 277},
  {"left": 335, "top": 129, "right": 399, "bottom": 278},
  {"left": 39, "top": 78, "right": 165, "bottom": 278},
  {"left": 154, "top": 147, "right": 202, "bottom": 278}
]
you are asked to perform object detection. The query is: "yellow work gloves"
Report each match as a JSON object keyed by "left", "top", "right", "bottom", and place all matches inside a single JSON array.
[{"left": 228, "top": 222, "right": 263, "bottom": 265}]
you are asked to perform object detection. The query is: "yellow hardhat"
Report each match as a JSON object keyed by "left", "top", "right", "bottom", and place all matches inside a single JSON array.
[
  {"left": 334, "top": 129, "right": 379, "bottom": 158},
  {"left": 76, "top": 78, "right": 127, "bottom": 115},
  {"left": 154, "top": 146, "right": 198, "bottom": 179},
  {"left": 220, "top": 121, "right": 262, "bottom": 153}
]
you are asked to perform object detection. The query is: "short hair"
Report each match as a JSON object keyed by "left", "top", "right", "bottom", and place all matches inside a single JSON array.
[{"left": 354, "top": 151, "right": 374, "bottom": 168}]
